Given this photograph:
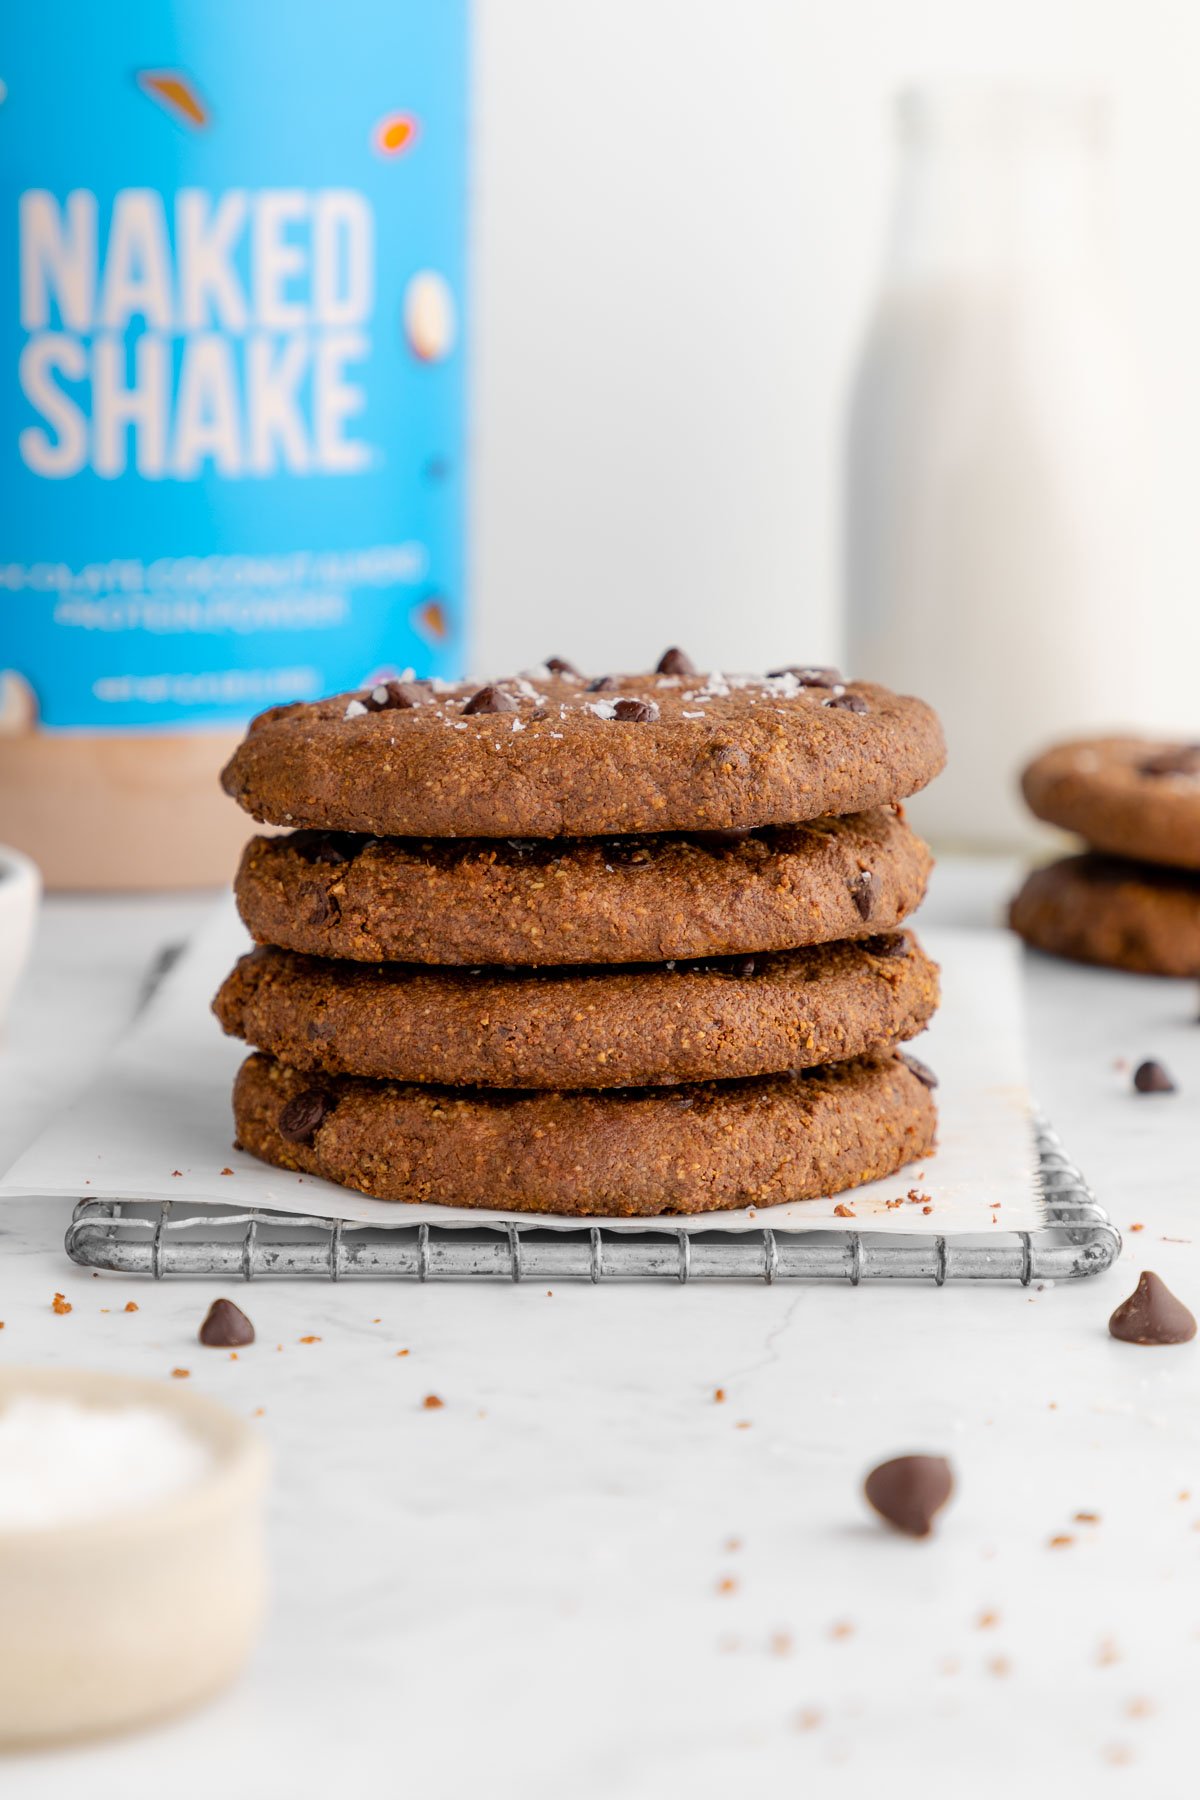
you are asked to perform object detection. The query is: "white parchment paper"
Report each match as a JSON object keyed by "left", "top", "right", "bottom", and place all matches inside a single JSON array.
[{"left": 0, "top": 900, "right": 1043, "bottom": 1233}]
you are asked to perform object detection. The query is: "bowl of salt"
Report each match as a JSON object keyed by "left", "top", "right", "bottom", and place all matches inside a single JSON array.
[{"left": 0, "top": 1366, "right": 268, "bottom": 1745}]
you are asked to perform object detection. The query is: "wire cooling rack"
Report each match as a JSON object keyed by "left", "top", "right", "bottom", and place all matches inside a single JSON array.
[{"left": 64, "top": 1115, "right": 1118, "bottom": 1284}]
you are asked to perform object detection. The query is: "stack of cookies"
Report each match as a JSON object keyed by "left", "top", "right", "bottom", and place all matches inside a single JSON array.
[
  {"left": 1011, "top": 737, "right": 1200, "bottom": 976},
  {"left": 214, "top": 653, "right": 946, "bottom": 1217}
]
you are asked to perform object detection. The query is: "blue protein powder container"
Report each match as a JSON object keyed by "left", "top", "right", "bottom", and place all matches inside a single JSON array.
[{"left": 0, "top": 1, "right": 469, "bottom": 885}]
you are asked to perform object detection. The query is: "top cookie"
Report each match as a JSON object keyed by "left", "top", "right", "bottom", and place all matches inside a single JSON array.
[
  {"left": 220, "top": 654, "right": 945, "bottom": 838},
  {"left": 1023, "top": 737, "right": 1200, "bottom": 870}
]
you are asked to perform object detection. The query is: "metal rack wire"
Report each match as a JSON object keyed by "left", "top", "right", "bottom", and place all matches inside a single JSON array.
[{"left": 64, "top": 1115, "right": 1118, "bottom": 1285}]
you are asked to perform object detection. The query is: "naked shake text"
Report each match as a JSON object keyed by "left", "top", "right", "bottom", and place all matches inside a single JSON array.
[{"left": 0, "top": 2, "right": 468, "bottom": 885}]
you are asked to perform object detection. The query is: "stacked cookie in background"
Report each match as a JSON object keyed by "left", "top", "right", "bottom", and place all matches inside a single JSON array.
[
  {"left": 1011, "top": 737, "right": 1200, "bottom": 976},
  {"left": 214, "top": 653, "right": 946, "bottom": 1217}
]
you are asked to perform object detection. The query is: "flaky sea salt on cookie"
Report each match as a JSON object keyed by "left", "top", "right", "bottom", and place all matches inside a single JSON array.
[{"left": 221, "top": 652, "right": 946, "bottom": 839}]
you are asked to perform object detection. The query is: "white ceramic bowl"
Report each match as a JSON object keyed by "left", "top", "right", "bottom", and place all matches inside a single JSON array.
[
  {"left": 0, "top": 1367, "right": 268, "bottom": 1747},
  {"left": 0, "top": 844, "right": 40, "bottom": 1034}
]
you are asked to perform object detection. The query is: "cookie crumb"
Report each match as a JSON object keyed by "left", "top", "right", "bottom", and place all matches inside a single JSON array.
[
  {"left": 51, "top": 1293, "right": 71, "bottom": 1315},
  {"left": 171, "top": 1367, "right": 190, "bottom": 1379},
  {"left": 422, "top": 1393, "right": 445, "bottom": 1410}
]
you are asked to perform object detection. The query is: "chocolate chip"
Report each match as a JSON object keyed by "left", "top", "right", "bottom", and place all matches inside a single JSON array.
[
  {"left": 1140, "top": 744, "right": 1200, "bottom": 777},
  {"left": 462, "top": 684, "right": 517, "bottom": 715},
  {"left": 299, "top": 882, "right": 338, "bottom": 927},
  {"left": 278, "top": 1089, "right": 333, "bottom": 1144},
  {"left": 1108, "top": 1271, "right": 1197, "bottom": 1345},
  {"left": 850, "top": 869, "right": 879, "bottom": 920},
  {"left": 586, "top": 675, "right": 617, "bottom": 692},
  {"left": 291, "top": 831, "right": 356, "bottom": 865},
  {"left": 863, "top": 932, "right": 907, "bottom": 958},
  {"left": 656, "top": 647, "right": 695, "bottom": 676},
  {"left": 1133, "top": 1059, "right": 1176, "bottom": 1094},
  {"left": 366, "top": 680, "right": 421, "bottom": 711},
  {"left": 199, "top": 1298, "right": 255, "bottom": 1348},
  {"left": 545, "top": 657, "right": 580, "bottom": 676},
  {"left": 613, "top": 698, "right": 660, "bottom": 722},
  {"left": 864, "top": 1455, "right": 954, "bottom": 1537},
  {"left": 692, "top": 828, "right": 753, "bottom": 848},
  {"left": 768, "top": 664, "right": 843, "bottom": 688},
  {"left": 825, "top": 692, "right": 869, "bottom": 714},
  {"left": 682, "top": 953, "right": 758, "bottom": 977},
  {"left": 710, "top": 743, "right": 749, "bottom": 774},
  {"left": 899, "top": 1052, "right": 938, "bottom": 1089}
]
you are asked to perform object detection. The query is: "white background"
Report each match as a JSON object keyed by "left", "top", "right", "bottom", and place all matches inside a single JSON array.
[{"left": 471, "top": 0, "right": 1200, "bottom": 697}]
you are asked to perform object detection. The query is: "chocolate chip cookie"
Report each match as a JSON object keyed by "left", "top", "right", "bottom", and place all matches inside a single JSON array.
[
  {"left": 1022, "top": 737, "right": 1200, "bottom": 870},
  {"left": 232, "top": 1047, "right": 937, "bottom": 1215},
  {"left": 220, "top": 662, "right": 946, "bottom": 839},
  {"left": 234, "top": 808, "right": 931, "bottom": 966},
  {"left": 214, "top": 932, "right": 939, "bottom": 1090},
  {"left": 1010, "top": 853, "right": 1200, "bottom": 976}
]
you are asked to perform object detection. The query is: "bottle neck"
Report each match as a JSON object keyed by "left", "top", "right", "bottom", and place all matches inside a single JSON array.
[{"left": 886, "top": 85, "right": 1114, "bottom": 285}]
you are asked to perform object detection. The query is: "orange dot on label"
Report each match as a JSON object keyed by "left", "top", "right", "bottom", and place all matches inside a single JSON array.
[{"left": 374, "top": 112, "right": 419, "bottom": 157}]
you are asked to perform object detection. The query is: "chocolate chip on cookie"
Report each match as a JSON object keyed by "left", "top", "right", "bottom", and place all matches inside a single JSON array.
[
  {"left": 1022, "top": 737, "right": 1200, "bottom": 870},
  {"left": 768, "top": 665, "right": 843, "bottom": 688},
  {"left": 1140, "top": 744, "right": 1200, "bottom": 778},
  {"left": 863, "top": 932, "right": 908, "bottom": 958},
  {"left": 291, "top": 831, "right": 357, "bottom": 865},
  {"left": 222, "top": 669, "right": 944, "bottom": 839},
  {"left": 234, "top": 1049, "right": 938, "bottom": 1216},
  {"left": 656, "top": 646, "right": 695, "bottom": 675},
  {"left": 544, "top": 657, "right": 581, "bottom": 676},
  {"left": 277, "top": 1088, "right": 334, "bottom": 1144},
  {"left": 462, "top": 684, "right": 517, "bottom": 716},
  {"left": 365, "top": 680, "right": 421, "bottom": 712},
  {"left": 850, "top": 869, "right": 880, "bottom": 920},
  {"left": 899, "top": 1051, "right": 938, "bottom": 1089},
  {"left": 235, "top": 811, "right": 933, "bottom": 967},
  {"left": 612, "top": 698, "right": 660, "bottom": 723}
]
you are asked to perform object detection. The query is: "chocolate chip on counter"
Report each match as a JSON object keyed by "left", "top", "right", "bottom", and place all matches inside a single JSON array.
[
  {"left": 768, "top": 664, "right": 843, "bottom": 688},
  {"left": 864, "top": 1454, "right": 954, "bottom": 1538},
  {"left": 545, "top": 657, "right": 580, "bottom": 676},
  {"left": 656, "top": 647, "right": 695, "bottom": 676},
  {"left": 825, "top": 692, "right": 869, "bottom": 714},
  {"left": 278, "top": 1089, "right": 334, "bottom": 1144},
  {"left": 199, "top": 1298, "right": 256, "bottom": 1348},
  {"left": 366, "top": 680, "right": 421, "bottom": 712},
  {"left": 613, "top": 698, "right": 660, "bottom": 722},
  {"left": 1108, "top": 1271, "right": 1197, "bottom": 1345},
  {"left": 1133, "top": 1059, "right": 1176, "bottom": 1094},
  {"left": 850, "top": 869, "right": 879, "bottom": 920},
  {"left": 586, "top": 675, "right": 617, "bottom": 692},
  {"left": 1140, "top": 744, "right": 1200, "bottom": 777},
  {"left": 863, "top": 932, "right": 907, "bottom": 958},
  {"left": 899, "top": 1052, "right": 938, "bottom": 1089},
  {"left": 462, "top": 684, "right": 517, "bottom": 715}
]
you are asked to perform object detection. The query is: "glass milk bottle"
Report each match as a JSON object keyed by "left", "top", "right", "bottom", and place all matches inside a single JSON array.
[{"left": 845, "top": 85, "right": 1152, "bottom": 849}]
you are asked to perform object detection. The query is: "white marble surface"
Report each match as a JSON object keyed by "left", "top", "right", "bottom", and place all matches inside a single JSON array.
[{"left": 2, "top": 862, "right": 1199, "bottom": 1797}]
